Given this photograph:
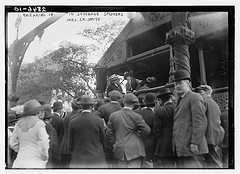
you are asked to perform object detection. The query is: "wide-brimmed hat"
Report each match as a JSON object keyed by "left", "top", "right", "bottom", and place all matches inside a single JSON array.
[
  {"left": 78, "top": 95, "right": 97, "bottom": 105},
  {"left": 144, "top": 93, "right": 156, "bottom": 104},
  {"left": 109, "top": 74, "right": 119, "bottom": 82},
  {"left": 157, "top": 87, "right": 173, "bottom": 98},
  {"left": 124, "top": 71, "right": 133, "bottom": 79},
  {"left": 51, "top": 101, "right": 63, "bottom": 110},
  {"left": 173, "top": 70, "right": 191, "bottom": 82},
  {"left": 21, "top": 99, "right": 44, "bottom": 117},
  {"left": 124, "top": 93, "right": 139, "bottom": 104}
]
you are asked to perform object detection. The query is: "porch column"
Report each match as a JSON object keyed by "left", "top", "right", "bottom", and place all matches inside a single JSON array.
[
  {"left": 166, "top": 12, "right": 195, "bottom": 82},
  {"left": 195, "top": 43, "right": 207, "bottom": 85}
]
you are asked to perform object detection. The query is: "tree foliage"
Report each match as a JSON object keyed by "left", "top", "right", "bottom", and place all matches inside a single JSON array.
[
  {"left": 77, "top": 20, "right": 128, "bottom": 58},
  {"left": 17, "top": 41, "right": 96, "bottom": 104},
  {"left": 15, "top": 18, "right": 128, "bottom": 104}
]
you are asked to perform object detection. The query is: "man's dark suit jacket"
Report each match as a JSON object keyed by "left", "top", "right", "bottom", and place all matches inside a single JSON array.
[{"left": 68, "top": 111, "right": 107, "bottom": 168}]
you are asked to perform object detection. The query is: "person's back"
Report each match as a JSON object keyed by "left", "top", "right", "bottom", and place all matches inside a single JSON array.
[
  {"left": 108, "top": 109, "right": 150, "bottom": 160},
  {"left": 96, "top": 101, "right": 122, "bottom": 124},
  {"left": 204, "top": 96, "right": 224, "bottom": 146},
  {"left": 45, "top": 121, "right": 60, "bottom": 168},
  {"left": 106, "top": 93, "right": 151, "bottom": 168},
  {"left": 68, "top": 112, "right": 107, "bottom": 168}
]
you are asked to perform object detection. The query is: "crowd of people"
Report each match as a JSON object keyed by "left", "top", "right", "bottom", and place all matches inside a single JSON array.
[{"left": 7, "top": 70, "right": 229, "bottom": 169}]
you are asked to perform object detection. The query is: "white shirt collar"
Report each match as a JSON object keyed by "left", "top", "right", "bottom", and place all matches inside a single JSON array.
[
  {"left": 141, "top": 107, "right": 154, "bottom": 112},
  {"left": 164, "top": 101, "right": 173, "bottom": 105},
  {"left": 81, "top": 110, "right": 91, "bottom": 113},
  {"left": 123, "top": 107, "right": 132, "bottom": 110}
]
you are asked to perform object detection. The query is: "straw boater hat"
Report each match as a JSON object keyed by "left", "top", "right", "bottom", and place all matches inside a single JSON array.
[
  {"left": 78, "top": 95, "right": 97, "bottom": 105},
  {"left": 173, "top": 70, "right": 191, "bottom": 82},
  {"left": 21, "top": 99, "right": 44, "bottom": 117}
]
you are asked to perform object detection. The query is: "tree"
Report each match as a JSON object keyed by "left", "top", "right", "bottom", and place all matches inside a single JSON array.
[
  {"left": 17, "top": 41, "right": 97, "bottom": 104},
  {"left": 77, "top": 19, "right": 128, "bottom": 60}
]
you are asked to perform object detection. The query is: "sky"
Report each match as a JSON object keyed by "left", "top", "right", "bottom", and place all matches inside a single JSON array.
[{"left": 7, "top": 11, "right": 130, "bottom": 64}]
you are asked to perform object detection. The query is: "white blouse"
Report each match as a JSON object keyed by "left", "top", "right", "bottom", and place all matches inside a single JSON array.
[{"left": 10, "top": 116, "right": 49, "bottom": 168}]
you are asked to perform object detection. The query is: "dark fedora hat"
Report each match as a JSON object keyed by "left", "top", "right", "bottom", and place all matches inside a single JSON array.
[
  {"left": 51, "top": 101, "right": 63, "bottom": 110},
  {"left": 157, "top": 87, "right": 173, "bottom": 98},
  {"left": 21, "top": 99, "right": 44, "bottom": 117},
  {"left": 124, "top": 71, "right": 133, "bottom": 79},
  {"left": 144, "top": 93, "right": 156, "bottom": 104},
  {"left": 173, "top": 70, "right": 191, "bottom": 82},
  {"left": 78, "top": 95, "right": 97, "bottom": 105},
  {"left": 8, "top": 112, "right": 18, "bottom": 124}
]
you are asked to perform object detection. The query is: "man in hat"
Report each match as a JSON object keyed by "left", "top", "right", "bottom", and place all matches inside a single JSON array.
[
  {"left": 68, "top": 95, "right": 107, "bottom": 168},
  {"left": 153, "top": 87, "right": 177, "bottom": 168},
  {"left": 41, "top": 105, "right": 60, "bottom": 168},
  {"left": 195, "top": 85, "right": 225, "bottom": 168},
  {"left": 106, "top": 93, "right": 151, "bottom": 168},
  {"left": 106, "top": 74, "right": 123, "bottom": 96},
  {"left": 135, "top": 93, "right": 156, "bottom": 168},
  {"left": 59, "top": 97, "right": 82, "bottom": 168},
  {"left": 50, "top": 101, "right": 64, "bottom": 151},
  {"left": 124, "top": 71, "right": 140, "bottom": 93},
  {"left": 172, "top": 70, "right": 208, "bottom": 168},
  {"left": 94, "top": 90, "right": 123, "bottom": 168}
]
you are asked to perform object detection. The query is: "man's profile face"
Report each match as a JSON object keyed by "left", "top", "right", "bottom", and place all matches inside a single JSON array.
[{"left": 174, "top": 79, "right": 189, "bottom": 96}]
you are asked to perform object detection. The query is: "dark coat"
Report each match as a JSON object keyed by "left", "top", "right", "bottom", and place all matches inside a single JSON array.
[
  {"left": 203, "top": 96, "right": 225, "bottom": 146},
  {"left": 173, "top": 91, "right": 208, "bottom": 156},
  {"left": 94, "top": 101, "right": 122, "bottom": 124},
  {"left": 125, "top": 78, "right": 140, "bottom": 93},
  {"left": 50, "top": 113, "right": 64, "bottom": 145},
  {"left": 68, "top": 111, "right": 107, "bottom": 168},
  {"left": 106, "top": 83, "right": 123, "bottom": 95},
  {"left": 153, "top": 102, "right": 176, "bottom": 157},
  {"left": 220, "top": 110, "right": 228, "bottom": 148},
  {"left": 135, "top": 107, "right": 155, "bottom": 160},
  {"left": 45, "top": 121, "right": 60, "bottom": 168},
  {"left": 106, "top": 108, "right": 151, "bottom": 161},
  {"left": 59, "top": 110, "right": 79, "bottom": 155}
]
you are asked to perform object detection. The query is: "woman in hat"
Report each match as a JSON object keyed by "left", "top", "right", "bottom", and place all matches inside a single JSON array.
[
  {"left": 10, "top": 99, "right": 49, "bottom": 168},
  {"left": 106, "top": 74, "right": 123, "bottom": 96}
]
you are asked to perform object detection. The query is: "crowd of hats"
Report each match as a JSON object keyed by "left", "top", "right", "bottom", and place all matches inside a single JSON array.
[{"left": 8, "top": 70, "right": 210, "bottom": 125}]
